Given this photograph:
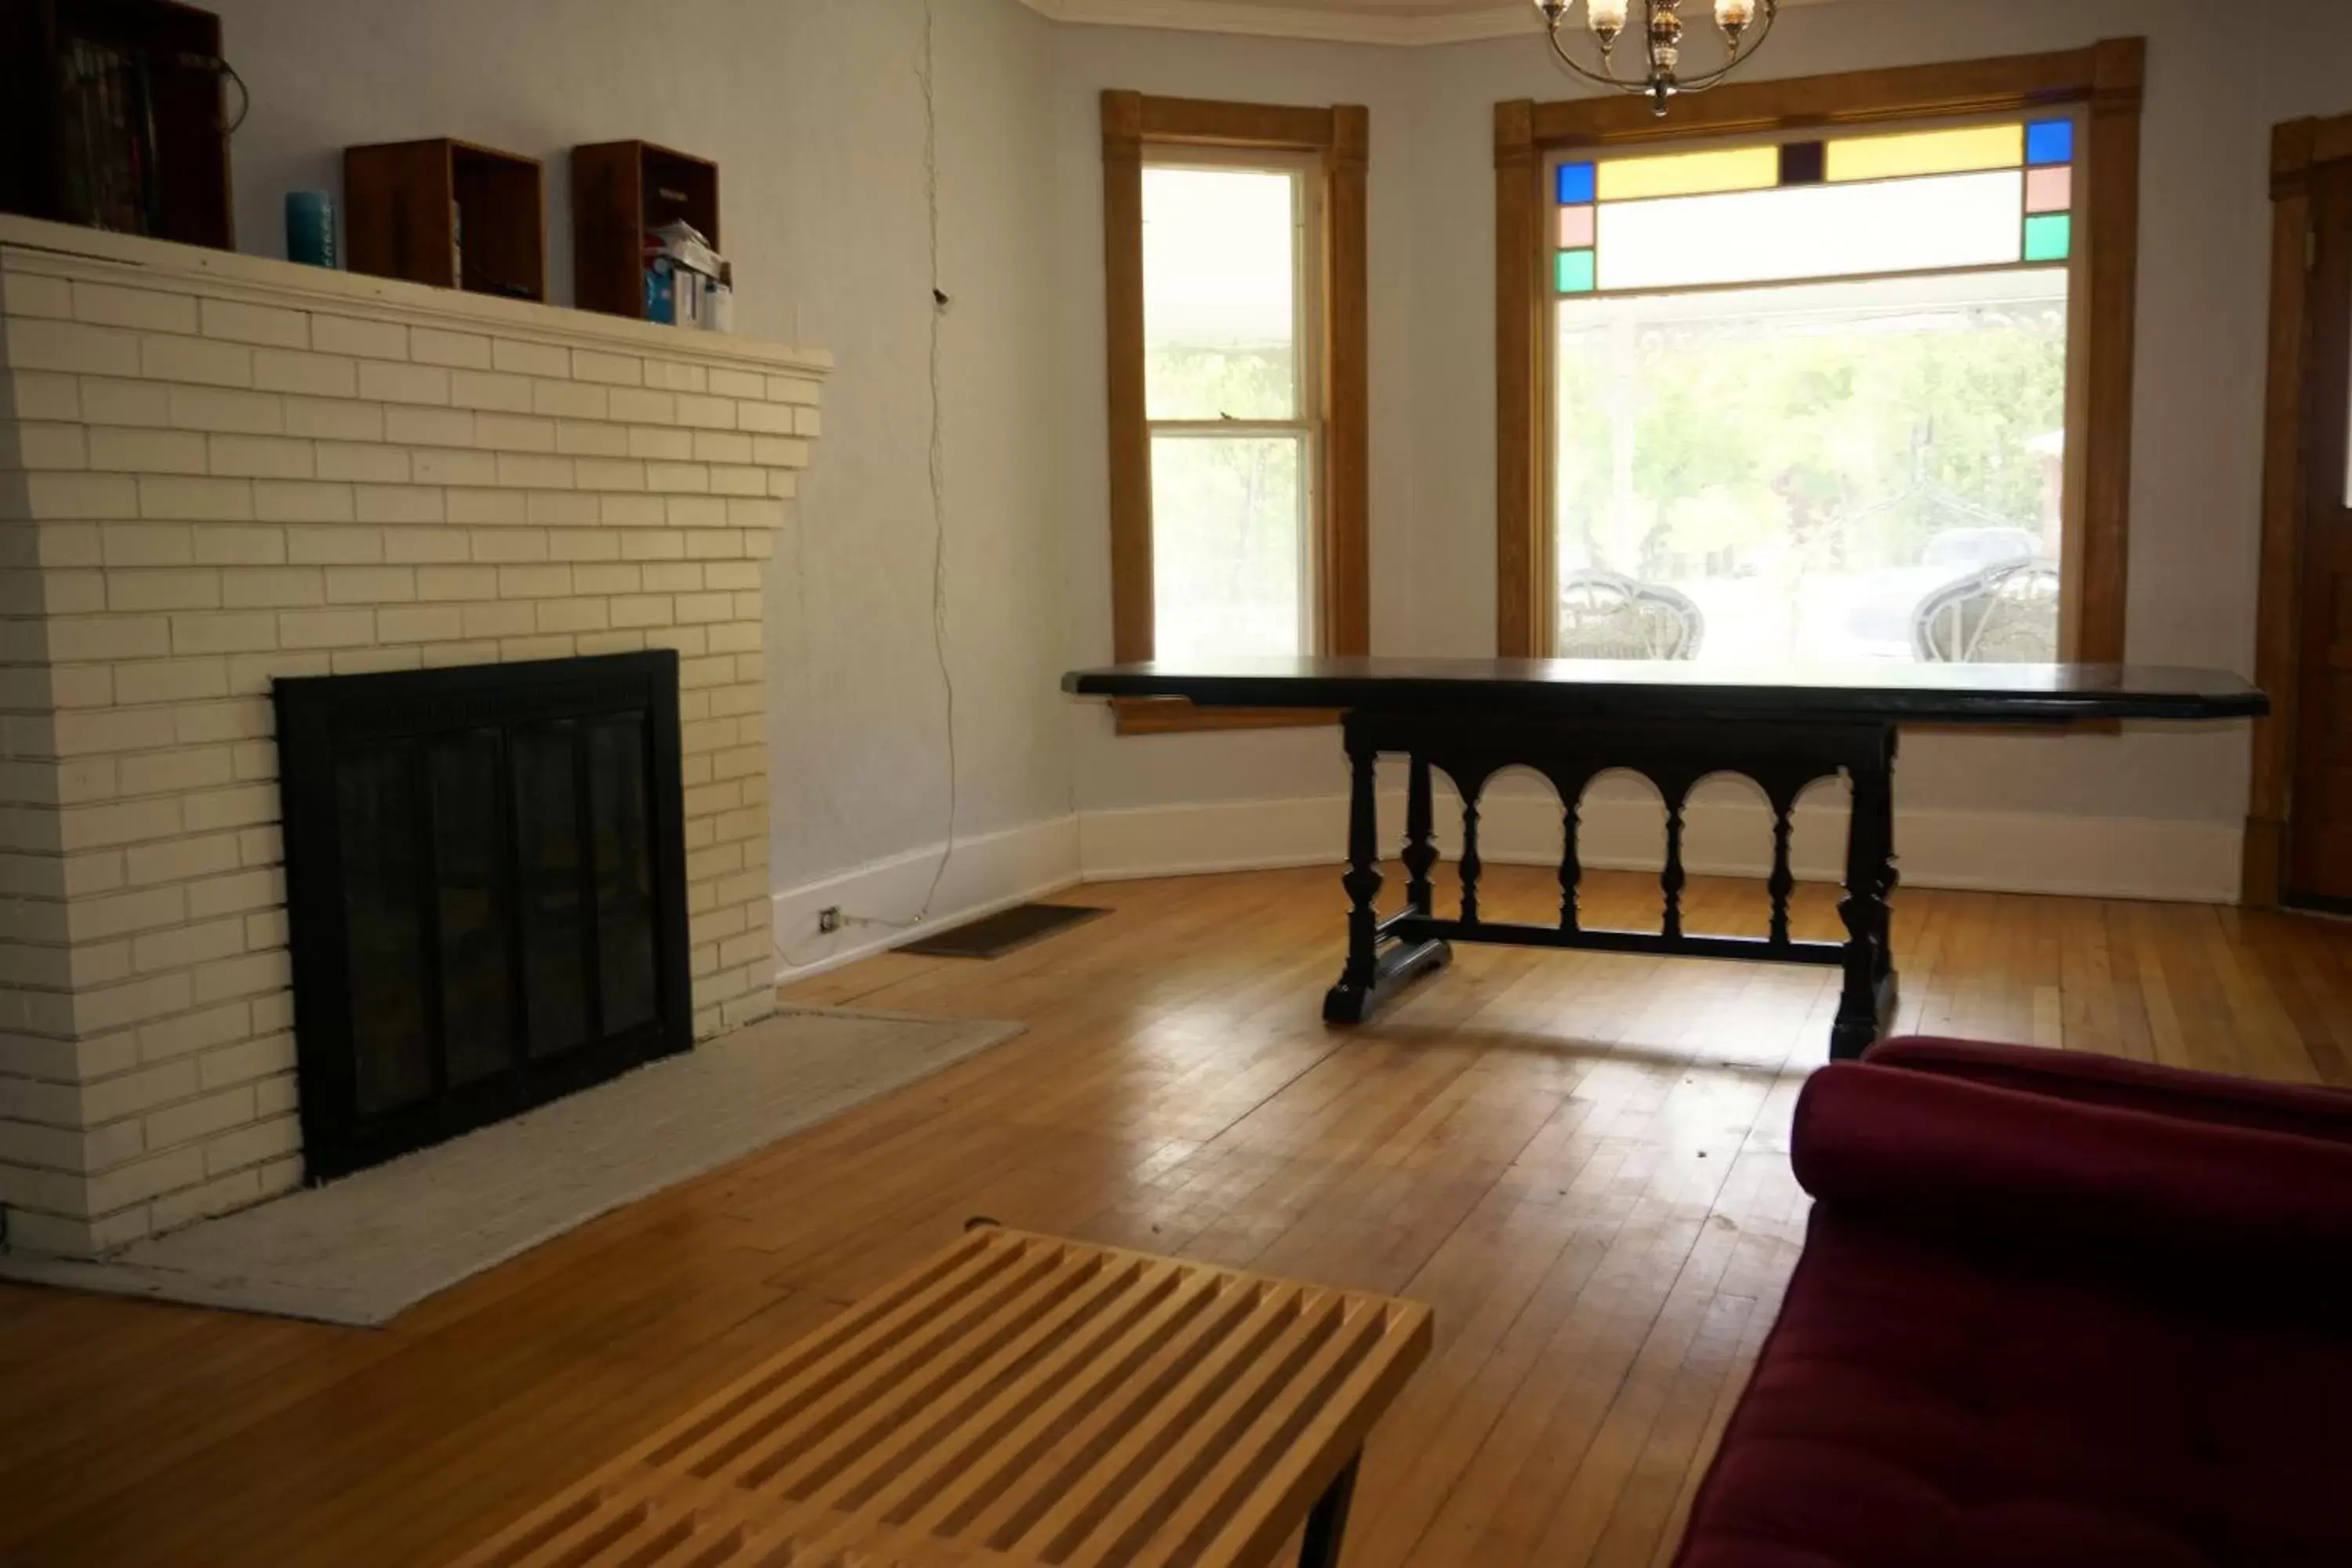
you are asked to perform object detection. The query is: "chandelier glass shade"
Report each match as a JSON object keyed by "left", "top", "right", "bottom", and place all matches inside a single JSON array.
[{"left": 1532, "top": 0, "right": 1779, "bottom": 114}]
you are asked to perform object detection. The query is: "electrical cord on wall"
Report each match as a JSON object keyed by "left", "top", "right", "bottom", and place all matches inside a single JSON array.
[{"left": 775, "top": 0, "right": 958, "bottom": 969}]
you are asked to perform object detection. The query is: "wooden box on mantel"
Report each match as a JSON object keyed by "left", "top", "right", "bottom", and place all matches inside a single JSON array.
[
  {"left": 343, "top": 137, "right": 546, "bottom": 302},
  {"left": 572, "top": 140, "right": 720, "bottom": 319},
  {"left": 0, "top": 0, "right": 234, "bottom": 251}
]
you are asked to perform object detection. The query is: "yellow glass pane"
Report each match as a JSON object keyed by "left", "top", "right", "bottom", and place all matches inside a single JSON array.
[
  {"left": 1828, "top": 124, "right": 2025, "bottom": 183},
  {"left": 1597, "top": 146, "right": 1779, "bottom": 202}
]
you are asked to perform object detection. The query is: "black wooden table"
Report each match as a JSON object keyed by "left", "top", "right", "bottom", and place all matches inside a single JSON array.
[{"left": 1064, "top": 658, "right": 2267, "bottom": 1059}]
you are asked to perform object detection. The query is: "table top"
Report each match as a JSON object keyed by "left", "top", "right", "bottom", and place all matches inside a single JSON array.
[
  {"left": 1064, "top": 656, "right": 2268, "bottom": 725},
  {"left": 454, "top": 1224, "right": 1434, "bottom": 1568}
]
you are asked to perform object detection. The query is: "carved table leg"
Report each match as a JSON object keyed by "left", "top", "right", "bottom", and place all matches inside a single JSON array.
[
  {"left": 1325, "top": 721, "right": 1449, "bottom": 1025},
  {"left": 1324, "top": 723, "right": 1385, "bottom": 1023},
  {"left": 1831, "top": 742, "right": 1900, "bottom": 1060}
]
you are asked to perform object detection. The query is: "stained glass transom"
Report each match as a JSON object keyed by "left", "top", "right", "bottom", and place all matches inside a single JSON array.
[{"left": 1554, "top": 117, "right": 2078, "bottom": 296}]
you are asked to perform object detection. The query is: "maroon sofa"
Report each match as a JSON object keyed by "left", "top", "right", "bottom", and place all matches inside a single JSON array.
[{"left": 1671, "top": 1036, "right": 2352, "bottom": 1568}]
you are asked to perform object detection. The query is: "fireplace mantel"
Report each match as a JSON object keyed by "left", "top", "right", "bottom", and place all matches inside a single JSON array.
[
  {"left": 0, "top": 215, "right": 833, "bottom": 379},
  {"left": 0, "top": 216, "right": 826, "bottom": 1256}
]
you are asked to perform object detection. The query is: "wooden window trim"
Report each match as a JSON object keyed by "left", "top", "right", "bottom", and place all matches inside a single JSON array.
[
  {"left": 1494, "top": 39, "right": 2147, "bottom": 673},
  {"left": 1102, "top": 91, "right": 1370, "bottom": 737},
  {"left": 2243, "top": 112, "right": 2352, "bottom": 907}
]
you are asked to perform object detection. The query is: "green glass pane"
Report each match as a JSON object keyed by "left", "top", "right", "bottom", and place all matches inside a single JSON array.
[
  {"left": 2023, "top": 212, "right": 2072, "bottom": 263},
  {"left": 1557, "top": 249, "right": 1596, "bottom": 294}
]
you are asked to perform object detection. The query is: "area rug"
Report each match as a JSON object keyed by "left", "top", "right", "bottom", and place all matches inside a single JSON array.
[{"left": 0, "top": 1006, "right": 1023, "bottom": 1328}]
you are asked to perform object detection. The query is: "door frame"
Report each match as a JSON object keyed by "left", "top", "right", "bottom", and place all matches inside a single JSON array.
[{"left": 2246, "top": 113, "right": 2352, "bottom": 908}]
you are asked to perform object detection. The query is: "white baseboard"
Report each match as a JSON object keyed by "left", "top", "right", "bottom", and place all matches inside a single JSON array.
[
  {"left": 771, "top": 816, "right": 1081, "bottom": 983},
  {"left": 773, "top": 790, "right": 2242, "bottom": 985},
  {"left": 1076, "top": 795, "right": 1348, "bottom": 881},
  {"left": 1076, "top": 789, "right": 2245, "bottom": 905}
]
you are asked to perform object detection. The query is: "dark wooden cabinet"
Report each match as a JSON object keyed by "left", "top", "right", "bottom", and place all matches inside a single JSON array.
[
  {"left": 1, "top": 0, "right": 234, "bottom": 249},
  {"left": 343, "top": 138, "right": 546, "bottom": 302},
  {"left": 571, "top": 141, "right": 719, "bottom": 319}
]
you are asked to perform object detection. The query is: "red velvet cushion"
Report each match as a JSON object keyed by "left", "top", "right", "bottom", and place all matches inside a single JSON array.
[
  {"left": 1675, "top": 1210, "right": 2352, "bottom": 1568},
  {"left": 1864, "top": 1036, "right": 2352, "bottom": 1145},
  {"left": 1674, "top": 1047, "right": 2352, "bottom": 1567},
  {"left": 1791, "top": 1062, "right": 2352, "bottom": 1291}
]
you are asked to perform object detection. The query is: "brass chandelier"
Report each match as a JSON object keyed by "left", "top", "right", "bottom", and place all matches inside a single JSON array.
[{"left": 1532, "top": 0, "right": 1780, "bottom": 115}]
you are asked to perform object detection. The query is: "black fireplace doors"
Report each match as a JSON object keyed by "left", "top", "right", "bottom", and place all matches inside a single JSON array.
[{"left": 274, "top": 654, "right": 693, "bottom": 1181}]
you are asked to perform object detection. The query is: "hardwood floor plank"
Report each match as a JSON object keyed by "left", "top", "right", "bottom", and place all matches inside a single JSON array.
[{"left": 2, "top": 866, "right": 2347, "bottom": 1567}]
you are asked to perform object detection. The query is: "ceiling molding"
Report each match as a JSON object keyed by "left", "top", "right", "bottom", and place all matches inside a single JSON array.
[
  {"left": 1014, "top": 1, "right": 1546, "bottom": 47},
  {"left": 1017, "top": 0, "right": 1842, "bottom": 48}
]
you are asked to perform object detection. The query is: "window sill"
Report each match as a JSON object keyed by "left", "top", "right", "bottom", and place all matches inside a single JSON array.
[{"left": 1112, "top": 699, "right": 1338, "bottom": 736}]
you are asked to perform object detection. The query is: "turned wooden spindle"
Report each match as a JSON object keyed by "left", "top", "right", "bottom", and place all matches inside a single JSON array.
[
  {"left": 1403, "top": 756, "right": 1439, "bottom": 916},
  {"left": 1459, "top": 793, "right": 1484, "bottom": 927},
  {"left": 1661, "top": 793, "right": 1686, "bottom": 941},
  {"left": 1768, "top": 797, "right": 1796, "bottom": 948},
  {"left": 1559, "top": 797, "right": 1582, "bottom": 932}
]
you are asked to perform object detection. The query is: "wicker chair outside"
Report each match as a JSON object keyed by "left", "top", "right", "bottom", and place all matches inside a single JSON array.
[
  {"left": 1556, "top": 570, "right": 1704, "bottom": 661},
  {"left": 1911, "top": 561, "right": 2061, "bottom": 663}
]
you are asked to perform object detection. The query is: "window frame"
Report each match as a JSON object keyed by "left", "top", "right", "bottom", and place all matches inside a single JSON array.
[
  {"left": 1541, "top": 114, "right": 2084, "bottom": 666},
  {"left": 1102, "top": 92, "right": 1370, "bottom": 735},
  {"left": 2245, "top": 111, "right": 2352, "bottom": 906},
  {"left": 1494, "top": 39, "right": 2145, "bottom": 668}
]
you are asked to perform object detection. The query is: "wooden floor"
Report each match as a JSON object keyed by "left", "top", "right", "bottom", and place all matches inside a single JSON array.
[{"left": 5, "top": 864, "right": 2350, "bottom": 1567}]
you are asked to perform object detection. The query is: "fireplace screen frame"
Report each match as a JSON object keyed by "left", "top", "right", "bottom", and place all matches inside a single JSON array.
[{"left": 274, "top": 652, "right": 694, "bottom": 1182}]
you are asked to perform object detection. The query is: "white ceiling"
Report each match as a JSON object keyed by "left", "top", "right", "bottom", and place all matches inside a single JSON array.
[
  {"left": 1019, "top": 0, "right": 1835, "bottom": 48},
  {"left": 1016, "top": 0, "right": 1548, "bottom": 47},
  {"left": 1185, "top": 0, "right": 1540, "bottom": 13}
]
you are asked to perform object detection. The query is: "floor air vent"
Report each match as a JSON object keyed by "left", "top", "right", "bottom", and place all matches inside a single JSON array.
[{"left": 898, "top": 903, "right": 1109, "bottom": 960}]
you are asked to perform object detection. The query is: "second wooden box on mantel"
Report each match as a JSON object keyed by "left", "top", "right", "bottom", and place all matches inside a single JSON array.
[
  {"left": 343, "top": 137, "right": 546, "bottom": 302},
  {"left": 571, "top": 140, "right": 719, "bottom": 320}
]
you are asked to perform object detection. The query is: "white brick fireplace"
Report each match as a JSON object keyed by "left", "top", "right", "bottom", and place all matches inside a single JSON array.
[{"left": 0, "top": 216, "right": 826, "bottom": 1258}]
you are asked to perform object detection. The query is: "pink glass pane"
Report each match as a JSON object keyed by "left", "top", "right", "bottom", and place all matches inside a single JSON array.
[
  {"left": 2025, "top": 166, "right": 2072, "bottom": 214},
  {"left": 1559, "top": 205, "right": 1596, "bottom": 249}
]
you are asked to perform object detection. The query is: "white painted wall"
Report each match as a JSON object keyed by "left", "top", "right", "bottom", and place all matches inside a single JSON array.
[
  {"left": 204, "top": 0, "right": 1074, "bottom": 914},
  {"left": 2263, "top": 0, "right": 2352, "bottom": 130},
  {"left": 181, "top": 0, "right": 2352, "bottom": 935},
  {"left": 1054, "top": 0, "right": 2352, "bottom": 903}
]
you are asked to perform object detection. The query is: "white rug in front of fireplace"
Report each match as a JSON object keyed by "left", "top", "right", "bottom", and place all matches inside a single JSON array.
[{"left": 0, "top": 1007, "right": 1023, "bottom": 1327}]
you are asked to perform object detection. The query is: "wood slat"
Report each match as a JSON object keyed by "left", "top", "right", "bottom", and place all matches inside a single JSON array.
[
  {"left": 944, "top": 1276, "right": 1271, "bottom": 1544},
  {"left": 452, "top": 1228, "right": 1431, "bottom": 1568}
]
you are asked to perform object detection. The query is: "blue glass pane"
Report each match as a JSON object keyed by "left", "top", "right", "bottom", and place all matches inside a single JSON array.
[
  {"left": 1557, "top": 162, "right": 1597, "bottom": 206},
  {"left": 2026, "top": 119, "right": 2074, "bottom": 166}
]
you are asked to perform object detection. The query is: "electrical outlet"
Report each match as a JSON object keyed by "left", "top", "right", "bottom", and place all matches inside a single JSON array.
[{"left": 817, "top": 906, "right": 844, "bottom": 935}]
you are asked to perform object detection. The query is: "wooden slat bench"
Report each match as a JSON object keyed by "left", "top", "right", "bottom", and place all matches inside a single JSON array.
[{"left": 452, "top": 1224, "right": 1434, "bottom": 1568}]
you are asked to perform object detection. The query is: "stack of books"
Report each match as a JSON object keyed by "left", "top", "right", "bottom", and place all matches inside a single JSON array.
[
  {"left": 55, "top": 38, "right": 165, "bottom": 237},
  {"left": 644, "top": 220, "right": 732, "bottom": 332}
]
